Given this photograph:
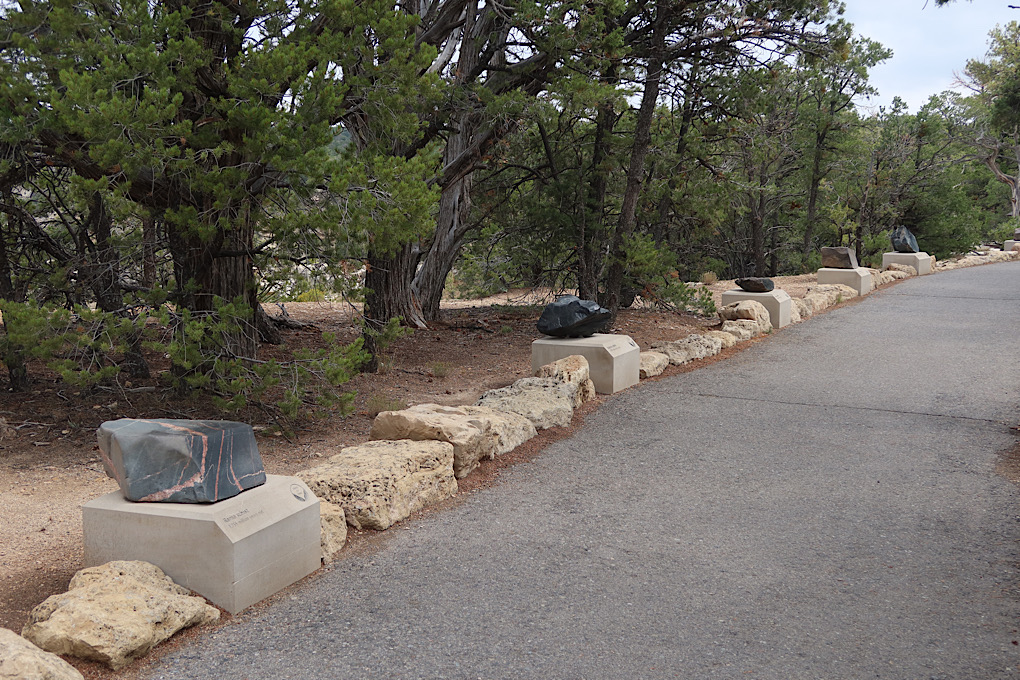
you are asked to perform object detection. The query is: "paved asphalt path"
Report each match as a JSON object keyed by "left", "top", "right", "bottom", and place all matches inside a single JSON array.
[{"left": 142, "top": 262, "right": 1020, "bottom": 680}]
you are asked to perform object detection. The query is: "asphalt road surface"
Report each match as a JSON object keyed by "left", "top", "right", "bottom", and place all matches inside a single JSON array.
[{"left": 141, "top": 261, "right": 1020, "bottom": 680}]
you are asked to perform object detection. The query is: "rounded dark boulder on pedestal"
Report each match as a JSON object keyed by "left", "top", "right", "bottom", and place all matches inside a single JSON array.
[
  {"left": 891, "top": 225, "right": 919, "bottom": 253},
  {"left": 734, "top": 277, "right": 774, "bottom": 293},
  {"left": 536, "top": 295, "right": 612, "bottom": 338}
]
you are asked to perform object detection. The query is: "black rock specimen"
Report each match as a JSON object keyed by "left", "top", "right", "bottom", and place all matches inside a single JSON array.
[
  {"left": 891, "top": 225, "right": 919, "bottom": 253},
  {"left": 734, "top": 277, "right": 775, "bottom": 293},
  {"left": 820, "top": 246, "right": 859, "bottom": 269},
  {"left": 98, "top": 419, "right": 266, "bottom": 503},
  {"left": 536, "top": 295, "right": 613, "bottom": 338}
]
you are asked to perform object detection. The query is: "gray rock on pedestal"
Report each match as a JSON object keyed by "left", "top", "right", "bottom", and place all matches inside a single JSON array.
[
  {"left": 536, "top": 295, "right": 612, "bottom": 338},
  {"left": 734, "top": 277, "right": 774, "bottom": 293},
  {"left": 98, "top": 419, "right": 266, "bottom": 503},
  {"left": 820, "top": 247, "right": 859, "bottom": 269},
  {"left": 891, "top": 225, "right": 919, "bottom": 253}
]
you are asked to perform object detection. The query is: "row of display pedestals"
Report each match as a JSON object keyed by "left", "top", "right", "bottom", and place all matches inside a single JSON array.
[{"left": 82, "top": 250, "right": 929, "bottom": 615}]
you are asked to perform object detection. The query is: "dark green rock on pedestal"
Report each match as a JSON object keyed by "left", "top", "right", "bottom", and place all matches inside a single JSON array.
[{"left": 97, "top": 419, "right": 266, "bottom": 503}]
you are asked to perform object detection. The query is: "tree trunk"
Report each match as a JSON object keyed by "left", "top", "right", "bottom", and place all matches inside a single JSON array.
[
  {"left": 802, "top": 130, "right": 827, "bottom": 265},
  {"left": 362, "top": 241, "right": 424, "bottom": 372},
  {"left": 168, "top": 202, "right": 260, "bottom": 361},
  {"left": 86, "top": 193, "right": 151, "bottom": 378},
  {"left": 413, "top": 115, "right": 475, "bottom": 322},
  {"left": 603, "top": 46, "right": 664, "bottom": 312},
  {"left": 0, "top": 193, "right": 28, "bottom": 391},
  {"left": 142, "top": 212, "right": 157, "bottom": 288}
]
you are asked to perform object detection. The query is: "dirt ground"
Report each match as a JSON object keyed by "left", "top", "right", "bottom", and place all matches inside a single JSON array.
[{"left": 0, "top": 273, "right": 829, "bottom": 676}]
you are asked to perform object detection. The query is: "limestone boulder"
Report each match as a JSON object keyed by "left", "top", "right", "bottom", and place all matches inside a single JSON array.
[
  {"left": 869, "top": 269, "right": 896, "bottom": 286},
  {"left": 885, "top": 262, "right": 917, "bottom": 276},
  {"left": 719, "top": 319, "right": 759, "bottom": 341},
  {"left": 371, "top": 404, "right": 497, "bottom": 478},
  {"left": 705, "top": 330, "right": 738, "bottom": 348},
  {"left": 458, "top": 405, "right": 537, "bottom": 456},
  {"left": 792, "top": 298, "right": 813, "bottom": 321},
  {"left": 789, "top": 301, "right": 801, "bottom": 324},
  {"left": 0, "top": 628, "right": 83, "bottom": 680},
  {"left": 319, "top": 501, "right": 347, "bottom": 564},
  {"left": 534, "top": 355, "right": 596, "bottom": 407},
  {"left": 639, "top": 351, "right": 669, "bottom": 378},
  {"left": 22, "top": 561, "right": 218, "bottom": 671},
  {"left": 371, "top": 404, "right": 536, "bottom": 478},
  {"left": 803, "top": 284, "right": 857, "bottom": 313},
  {"left": 476, "top": 378, "right": 575, "bottom": 430},
  {"left": 650, "top": 334, "right": 723, "bottom": 366},
  {"left": 719, "top": 299, "right": 770, "bottom": 327},
  {"left": 886, "top": 269, "right": 911, "bottom": 280},
  {"left": 718, "top": 301, "right": 772, "bottom": 336},
  {"left": 298, "top": 440, "right": 457, "bottom": 531}
]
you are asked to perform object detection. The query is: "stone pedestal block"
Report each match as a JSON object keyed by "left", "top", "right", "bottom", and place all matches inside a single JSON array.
[
  {"left": 1005, "top": 240, "right": 1018, "bottom": 253},
  {"left": 83, "top": 475, "right": 320, "bottom": 614},
  {"left": 531, "top": 334, "right": 639, "bottom": 394},
  {"left": 816, "top": 267, "right": 873, "bottom": 296},
  {"left": 882, "top": 251, "right": 932, "bottom": 275},
  {"left": 720, "top": 289, "right": 792, "bottom": 329}
]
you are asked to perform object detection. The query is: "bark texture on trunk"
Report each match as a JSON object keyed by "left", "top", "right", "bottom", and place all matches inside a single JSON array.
[{"left": 603, "top": 43, "right": 664, "bottom": 312}]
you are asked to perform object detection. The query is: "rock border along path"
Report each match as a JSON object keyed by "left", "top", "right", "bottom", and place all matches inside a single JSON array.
[
  {"left": 127, "top": 254, "right": 1020, "bottom": 679},
  {"left": 7, "top": 247, "right": 1020, "bottom": 674}
]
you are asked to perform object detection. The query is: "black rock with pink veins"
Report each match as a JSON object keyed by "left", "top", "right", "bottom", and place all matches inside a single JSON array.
[{"left": 97, "top": 419, "right": 266, "bottom": 503}]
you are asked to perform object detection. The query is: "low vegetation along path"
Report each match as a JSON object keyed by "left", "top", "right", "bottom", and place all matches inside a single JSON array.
[{"left": 141, "top": 263, "right": 1020, "bottom": 679}]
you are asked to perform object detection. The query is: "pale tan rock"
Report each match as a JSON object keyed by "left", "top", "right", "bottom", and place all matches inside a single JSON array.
[
  {"left": 868, "top": 268, "right": 892, "bottom": 287},
  {"left": 792, "top": 298, "right": 812, "bottom": 320},
  {"left": 298, "top": 440, "right": 457, "bottom": 531},
  {"left": 476, "top": 378, "right": 575, "bottom": 429},
  {"left": 456, "top": 405, "right": 537, "bottom": 456},
  {"left": 705, "top": 330, "right": 738, "bottom": 348},
  {"left": 319, "top": 501, "right": 347, "bottom": 564},
  {"left": 534, "top": 355, "right": 596, "bottom": 406},
  {"left": 886, "top": 263, "right": 917, "bottom": 276},
  {"left": 639, "top": 352, "right": 670, "bottom": 378},
  {"left": 718, "top": 300, "right": 771, "bottom": 331},
  {"left": 22, "top": 561, "right": 218, "bottom": 671},
  {"left": 803, "top": 284, "right": 857, "bottom": 313},
  {"left": 371, "top": 404, "right": 497, "bottom": 478},
  {"left": 887, "top": 270, "right": 911, "bottom": 280},
  {"left": 789, "top": 301, "right": 801, "bottom": 324},
  {"left": 719, "top": 319, "right": 758, "bottom": 341},
  {"left": 371, "top": 404, "right": 535, "bottom": 476},
  {"left": 0, "top": 628, "right": 83, "bottom": 680},
  {"left": 650, "top": 334, "right": 723, "bottom": 365}
]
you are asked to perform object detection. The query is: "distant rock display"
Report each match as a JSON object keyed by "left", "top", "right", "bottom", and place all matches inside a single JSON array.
[
  {"left": 820, "top": 246, "right": 859, "bottom": 269},
  {"left": 734, "top": 277, "right": 775, "bottom": 293},
  {"left": 98, "top": 419, "right": 266, "bottom": 503},
  {"left": 891, "top": 225, "right": 919, "bottom": 253},
  {"left": 536, "top": 295, "right": 612, "bottom": 338}
]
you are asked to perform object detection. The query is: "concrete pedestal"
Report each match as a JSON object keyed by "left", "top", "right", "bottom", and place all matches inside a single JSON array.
[
  {"left": 816, "top": 267, "right": 873, "bottom": 296},
  {"left": 720, "top": 289, "right": 792, "bottom": 329},
  {"left": 1005, "top": 240, "right": 1018, "bottom": 253},
  {"left": 531, "top": 334, "right": 640, "bottom": 394},
  {"left": 83, "top": 475, "right": 320, "bottom": 614},
  {"left": 882, "top": 251, "right": 932, "bottom": 275}
]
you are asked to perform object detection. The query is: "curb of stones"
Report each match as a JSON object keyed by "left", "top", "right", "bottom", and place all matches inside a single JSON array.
[{"left": 14, "top": 247, "right": 1020, "bottom": 676}]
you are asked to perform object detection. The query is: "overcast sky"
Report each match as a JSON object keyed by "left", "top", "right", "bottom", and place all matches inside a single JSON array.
[{"left": 839, "top": 0, "right": 1017, "bottom": 112}]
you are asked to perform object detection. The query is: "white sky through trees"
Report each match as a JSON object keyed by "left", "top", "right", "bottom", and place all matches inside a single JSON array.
[{"left": 841, "top": 0, "right": 1017, "bottom": 111}]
